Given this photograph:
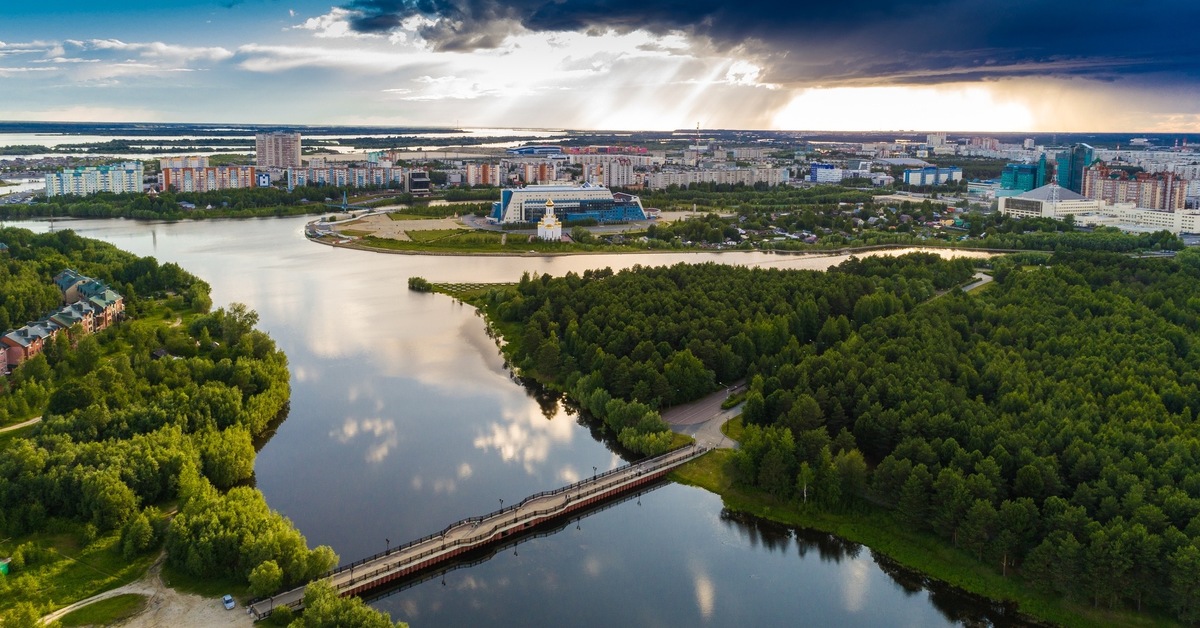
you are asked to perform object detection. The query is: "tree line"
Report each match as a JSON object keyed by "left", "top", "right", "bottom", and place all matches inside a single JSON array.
[
  {"left": 0, "top": 229, "right": 404, "bottom": 625},
  {"left": 480, "top": 249, "right": 1200, "bottom": 622},
  {"left": 478, "top": 254, "right": 975, "bottom": 455}
]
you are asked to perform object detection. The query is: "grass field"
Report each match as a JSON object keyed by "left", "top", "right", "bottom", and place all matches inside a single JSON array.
[
  {"left": 160, "top": 563, "right": 250, "bottom": 598},
  {"left": 59, "top": 593, "right": 148, "bottom": 627},
  {"left": 431, "top": 282, "right": 516, "bottom": 300},
  {"left": 0, "top": 527, "right": 157, "bottom": 617}
]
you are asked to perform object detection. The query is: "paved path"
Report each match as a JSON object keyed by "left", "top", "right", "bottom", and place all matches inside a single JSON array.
[
  {"left": 0, "top": 416, "right": 41, "bottom": 433},
  {"left": 960, "top": 271, "right": 993, "bottom": 292},
  {"left": 662, "top": 385, "right": 744, "bottom": 449},
  {"left": 250, "top": 444, "right": 706, "bottom": 619}
]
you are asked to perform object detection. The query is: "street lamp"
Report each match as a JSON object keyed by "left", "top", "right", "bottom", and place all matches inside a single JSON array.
[
  {"left": 499, "top": 498, "right": 504, "bottom": 510},
  {"left": 386, "top": 538, "right": 390, "bottom": 553},
  {"left": 592, "top": 466, "right": 597, "bottom": 479}
]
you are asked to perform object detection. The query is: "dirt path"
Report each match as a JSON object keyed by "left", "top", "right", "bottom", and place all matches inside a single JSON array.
[
  {"left": 42, "top": 554, "right": 253, "bottom": 628},
  {"left": 0, "top": 416, "right": 41, "bottom": 433}
]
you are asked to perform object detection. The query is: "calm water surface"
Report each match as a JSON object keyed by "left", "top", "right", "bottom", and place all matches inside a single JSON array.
[{"left": 14, "top": 216, "right": 1013, "bottom": 626}]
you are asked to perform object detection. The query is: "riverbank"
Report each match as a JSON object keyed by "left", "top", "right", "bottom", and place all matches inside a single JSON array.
[{"left": 670, "top": 451, "right": 1175, "bottom": 628}]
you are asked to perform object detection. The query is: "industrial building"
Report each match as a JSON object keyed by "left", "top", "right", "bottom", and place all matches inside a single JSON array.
[{"left": 902, "top": 166, "right": 962, "bottom": 186}]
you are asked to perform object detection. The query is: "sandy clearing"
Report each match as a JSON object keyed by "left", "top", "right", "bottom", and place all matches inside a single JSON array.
[{"left": 42, "top": 554, "right": 254, "bottom": 628}]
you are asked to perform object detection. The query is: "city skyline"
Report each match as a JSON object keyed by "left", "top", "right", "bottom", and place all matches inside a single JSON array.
[{"left": 4, "top": 0, "right": 1200, "bottom": 132}]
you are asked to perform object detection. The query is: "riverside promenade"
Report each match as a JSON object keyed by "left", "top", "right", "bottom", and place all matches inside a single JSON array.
[{"left": 249, "top": 444, "right": 709, "bottom": 619}]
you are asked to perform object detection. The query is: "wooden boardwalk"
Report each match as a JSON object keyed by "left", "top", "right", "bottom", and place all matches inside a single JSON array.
[{"left": 249, "top": 444, "right": 709, "bottom": 620}]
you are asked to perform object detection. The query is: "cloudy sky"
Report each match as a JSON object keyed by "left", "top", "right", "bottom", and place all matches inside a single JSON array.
[{"left": 4, "top": 0, "right": 1200, "bottom": 131}]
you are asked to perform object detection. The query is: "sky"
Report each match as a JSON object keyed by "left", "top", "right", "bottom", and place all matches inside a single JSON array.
[{"left": 4, "top": 0, "right": 1200, "bottom": 132}]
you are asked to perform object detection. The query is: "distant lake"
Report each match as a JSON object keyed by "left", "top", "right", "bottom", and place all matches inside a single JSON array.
[
  {"left": 13, "top": 216, "right": 1015, "bottom": 626},
  {"left": 0, "top": 128, "right": 567, "bottom": 160}
]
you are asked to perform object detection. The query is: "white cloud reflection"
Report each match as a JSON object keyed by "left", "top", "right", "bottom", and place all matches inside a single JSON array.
[
  {"left": 841, "top": 557, "right": 870, "bottom": 613},
  {"left": 473, "top": 402, "right": 574, "bottom": 473},
  {"left": 331, "top": 416, "right": 399, "bottom": 463}
]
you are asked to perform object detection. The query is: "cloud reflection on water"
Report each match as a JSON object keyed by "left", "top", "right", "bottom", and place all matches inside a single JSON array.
[
  {"left": 331, "top": 416, "right": 400, "bottom": 463},
  {"left": 473, "top": 400, "right": 575, "bottom": 473}
]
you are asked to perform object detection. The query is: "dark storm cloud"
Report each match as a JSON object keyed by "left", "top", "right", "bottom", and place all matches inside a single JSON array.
[{"left": 339, "top": 0, "right": 1200, "bottom": 85}]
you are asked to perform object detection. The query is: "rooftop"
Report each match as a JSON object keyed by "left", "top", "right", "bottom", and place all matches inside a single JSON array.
[{"left": 1017, "top": 183, "right": 1086, "bottom": 201}]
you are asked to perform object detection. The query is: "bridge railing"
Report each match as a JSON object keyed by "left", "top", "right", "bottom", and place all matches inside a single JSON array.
[
  {"left": 251, "top": 444, "right": 709, "bottom": 618},
  {"left": 328, "top": 446, "right": 708, "bottom": 591}
]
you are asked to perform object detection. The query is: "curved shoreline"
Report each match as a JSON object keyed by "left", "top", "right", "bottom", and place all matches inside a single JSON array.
[{"left": 305, "top": 229, "right": 1015, "bottom": 258}]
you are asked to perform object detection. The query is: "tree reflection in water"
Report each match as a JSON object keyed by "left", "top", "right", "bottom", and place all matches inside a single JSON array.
[{"left": 719, "top": 509, "right": 1047, "bottom": 627}]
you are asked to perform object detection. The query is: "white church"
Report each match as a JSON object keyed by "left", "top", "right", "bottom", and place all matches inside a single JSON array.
[{"left": 537, "top": 199, "right": 563, "bottom": 241}]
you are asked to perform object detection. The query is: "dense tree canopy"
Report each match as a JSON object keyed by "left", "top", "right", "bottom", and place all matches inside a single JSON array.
[
  {"left": 485, "top": 248, "right": 1200, "bottom": 621},
  {"left": 484, "top": 253, "right": 975, "bottom": 454},
  {"left": 0, "top": 228, "right": 337, "bottom": 605}
]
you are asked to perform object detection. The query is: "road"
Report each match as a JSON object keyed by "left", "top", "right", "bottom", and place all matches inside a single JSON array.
[
  {"left": 960, "top": 271, "right": 993, "bottom": 292},
  {"left": 662, "top": 385, "right": 745, "bottom": 449}
]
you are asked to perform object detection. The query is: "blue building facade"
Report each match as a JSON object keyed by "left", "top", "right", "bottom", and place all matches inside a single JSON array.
[
  {"left": 1055, "top": 144, "right": 1095, "bottom": 193},
  {"left": 1000, "top": 155, "right": 1047, "bottom": 192},
  {"left": 491, "top": 184, "right": 646, "bottom": 223}
]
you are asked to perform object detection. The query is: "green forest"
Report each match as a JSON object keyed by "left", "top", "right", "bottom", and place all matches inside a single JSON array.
[
  {"left": 0, "top": 228, "right": 402, "bottom": 626},
  {"left": 0, "top": 186, "right": 411, "bottom": 221},
  {"left": 479, "top": 249, "right": 1200, "bottom": 624}
]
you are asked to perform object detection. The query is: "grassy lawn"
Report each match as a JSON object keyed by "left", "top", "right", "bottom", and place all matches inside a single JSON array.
[
  {"left": 0, "top": 527, "right": 156, "bottom": 616},
  {"left": 668, "top": 432, "right": 694, "bottom": 450},
  {"left": 339, "top": 229, "right": 372, "bottom": 237},
  {"left": 431, "top": 282, "right": 515, "bottom": 301},
  {"left": 359, "top": 232, "right": 652, "bottom": 254},
  {"left": 160, "top": 563, "right": 249, "bottom": 599},
  {"left": 59, "top": 593, "right": 148, "bottom": 627},
  {"left": 670, "top": 451, "right": 1178, "bottom": 628},
  {"left": 405, "top": 228, "right": 476, "bottom": 243},
  {"left": 721, "top": 416, "right": 745, "bottom": 441},
  {"left": 386, "top": 212, "right": 445, "bottom": 221}
]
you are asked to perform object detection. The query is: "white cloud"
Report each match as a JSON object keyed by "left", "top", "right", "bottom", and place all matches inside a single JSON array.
[
  {"left": 292, "top": 8, "right": 380, "bottom": 39},
  {"left": 77, "top": 39, "right": 233, "bottom": 63},
  {"left": 236, "top": 43, "right": 431, "bottom": 73},
  {"left": 398, "top": 75, "right": 497, "bottom": 101}
]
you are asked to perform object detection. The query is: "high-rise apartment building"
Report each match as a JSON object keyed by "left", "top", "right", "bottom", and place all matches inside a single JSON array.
[
  {"left": 159, "top": 156, "right": 209, "bottom": 169},
  {"left": 255, "top": 132, "right": 302, "bottom": 169},
  {"left": 1055, "top": 143, "right": 1095, "bottom": 193},
  {"left": 45, "top": 162, "right": 144, "bottom": 197},
  {"left": 1082, "top": 164, "right": 1187, "bottom": 211},
  {"left": 160, "top": 166, "right": 256, "bottom": 193},
  {"left": 465, "top": 163, "right": 501, "bottom": 187},
  {"left": 601, "top": 158, "right": 635, "bottom": 188}
]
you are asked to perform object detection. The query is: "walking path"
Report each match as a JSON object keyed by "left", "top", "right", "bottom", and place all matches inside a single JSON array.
[
  {"left": 41, "top": 553, "right": 252, "bottom": 628},
  {"left": 662, "top": 385, "right": 744, "bottom": 449},
  {"left": 0, "top": 416, "right": 41, "bottom": 433},
  {"left": 249, "top": 444, "right": 707, "bottom": 619}
]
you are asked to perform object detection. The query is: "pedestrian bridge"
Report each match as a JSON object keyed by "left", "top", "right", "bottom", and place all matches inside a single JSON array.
[{"left": 248, "top": 444, "right": 709, "bottom": 620}]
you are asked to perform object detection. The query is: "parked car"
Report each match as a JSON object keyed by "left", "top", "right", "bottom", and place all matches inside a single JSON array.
[{"left": 222, "top": 594, "right": 235, "bottom": 610}]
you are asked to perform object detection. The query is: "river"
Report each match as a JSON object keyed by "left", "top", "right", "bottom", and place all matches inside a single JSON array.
[{"left": 9, "top": 216, "right": 1020, "bottom": 626}]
